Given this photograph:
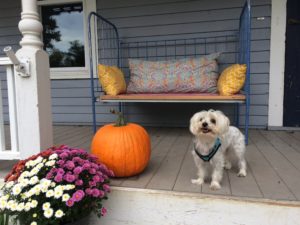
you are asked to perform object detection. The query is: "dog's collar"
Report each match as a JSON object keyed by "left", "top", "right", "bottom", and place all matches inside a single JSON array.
[{"left": 193, "top": 137, "right": 222, "bottom": 162}]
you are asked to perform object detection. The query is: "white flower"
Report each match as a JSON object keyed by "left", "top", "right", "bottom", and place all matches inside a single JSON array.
[
  {"left": 0, "top": 200, "right": 7, "bottom": 210},
  {"left": 20, "top": 178, "right": 29, "bottom": 188},
  {"left": 30, "top": 167, "right": 39, "bottom": 177},
  {"left": 44, "top": 208, "right": 54, "bottom": 218},
  {"left": 7, "top": 200, "right": 15, "bottom": 210},
  {"left": 45, "top": 160, "right": 55, "bottom": 167},
  {"left": 35, "top": 156, "right": 44, "bottom": 164},
  {"left": 24, "top": 202, "right": 31, "bottom": 211},
  {"left": 46, "top": 190, "right": 54, "bottom": 198},
  {"left": 54, "top": 189, "right": 63, "bottom": 199},
  {"left": 49, "top": 153, "right": 58, "bottom": 160},
  {"left": 5, "top": 181, "right": 14, "bottom": 188},
  {"left": 17, "top": 202, "right": 25, "bottom": 211},
  {"left": 62, "top": 194, "right": 70, "bottom": 202},
  {"left": 51, "top": 182, "right": 56, "bottom": 188},
  {"left": 42, "top": 202, "right": 51, "bottom": 211},
  {"left": 12, "top": 184, "right": 22, "bottom": 195},
  {"left": 29, "top": 176, "right": 39, "bottom": 185},
  {"left": 30, "top": 200, "right": 38, "bottom": 208},
  {"left": 10, "top": 202, "right": 17, "bottom": 211},
  {"left": 41, "top": 184, "right": 49, "bottom": 193},
  {"left": 36, "top": 162, "right": 44, "bottom": 169},
  {"left": 32, "top": 184, "right": 41, "bottom": 195},
  {"left": 55, "top": 209, "right": 64, "bottom": 218},
  {"left": 30, "top": 222, "right": 37, "bottom": 225},
  {"left": 40, "top": 179, "right": 51, "bottom": 187},
  {"left": 64, "top": 184, "right": 75, "bottom": 190}
]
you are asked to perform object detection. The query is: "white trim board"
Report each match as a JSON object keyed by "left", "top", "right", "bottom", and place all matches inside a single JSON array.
[
  {"left": 37, "top": 0, "right": 97, "bottom": 80},
  {"left": 268, "top": 0, "right": 287, "bottom": 127}
]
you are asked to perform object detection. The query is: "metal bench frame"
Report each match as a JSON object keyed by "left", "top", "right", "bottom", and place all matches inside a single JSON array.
[{"left": 88, "top": 0, "right": 251, "bottom": 143}]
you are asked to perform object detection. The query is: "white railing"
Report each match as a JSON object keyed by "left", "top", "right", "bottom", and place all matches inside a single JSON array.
[{"left": 0, "top": 57, "right": 20, "bottom": 159}]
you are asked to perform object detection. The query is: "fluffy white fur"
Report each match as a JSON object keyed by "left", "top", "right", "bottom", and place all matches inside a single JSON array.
[{"left": 190, "top": 109, "right": 247, "bottom": 190}]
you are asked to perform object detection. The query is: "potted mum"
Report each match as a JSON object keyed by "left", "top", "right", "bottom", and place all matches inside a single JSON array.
[{"left": 0, "top": 145, "right": 113, "bottom": 225}]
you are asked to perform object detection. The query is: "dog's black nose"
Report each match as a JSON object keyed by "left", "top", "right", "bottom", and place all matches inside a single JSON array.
[{"left": 202, "top": 122, "right": 208, "bottom": 127}]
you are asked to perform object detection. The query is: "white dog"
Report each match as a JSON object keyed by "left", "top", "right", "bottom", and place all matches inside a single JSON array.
[{"left": 189, "top": 109, "right": 247, "bottom": 190}]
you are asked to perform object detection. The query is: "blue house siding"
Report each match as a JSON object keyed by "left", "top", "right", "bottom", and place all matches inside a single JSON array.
[{"left": 0, "top": 0, "right": 271, "bottom": 128}]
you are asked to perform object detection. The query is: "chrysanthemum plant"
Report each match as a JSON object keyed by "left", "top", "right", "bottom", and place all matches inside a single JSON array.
[{"left": 0, "top": 145, "right": 114, "bottom": 225}]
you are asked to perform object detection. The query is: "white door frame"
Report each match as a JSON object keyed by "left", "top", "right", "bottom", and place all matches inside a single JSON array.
[{"left": 268, "top": 0, "right": 287, "bottom": 128}]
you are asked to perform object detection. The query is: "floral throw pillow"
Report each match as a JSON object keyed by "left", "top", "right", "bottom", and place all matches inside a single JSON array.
[{"left": 127, "top": 53, "right": 220, "bottom": 94}]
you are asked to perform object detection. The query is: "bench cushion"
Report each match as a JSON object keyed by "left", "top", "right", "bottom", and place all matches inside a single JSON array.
[{"left": 127, "top": 53, "right": 220, "bottom": 94}]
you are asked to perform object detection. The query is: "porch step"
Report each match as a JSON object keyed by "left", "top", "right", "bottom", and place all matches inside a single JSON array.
[{"left": 95, "top": 187, "right": 300, "bottom": 225}]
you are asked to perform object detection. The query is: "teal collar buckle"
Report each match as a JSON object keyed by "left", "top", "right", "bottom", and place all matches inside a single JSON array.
[{"left": 193, "top": 137, "right": 222, "bottom": 162}]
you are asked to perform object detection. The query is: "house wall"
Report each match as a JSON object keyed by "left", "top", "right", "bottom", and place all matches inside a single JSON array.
[{"left": 0, "top": 0, "right": 271, "bottom": 128}]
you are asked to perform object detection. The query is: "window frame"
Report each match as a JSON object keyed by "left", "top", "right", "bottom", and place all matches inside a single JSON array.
[{"left": 38, "top": 0, "right": 97, "bottom": 79}]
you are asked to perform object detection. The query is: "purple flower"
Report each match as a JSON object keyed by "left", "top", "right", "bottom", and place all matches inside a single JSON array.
[
  {"left": 46, "top": 173, "right": 53, "bottom": 179},
  {"left": 66, "top": 199, "right": 74, "bottom": 207},
  {"left": 57, "top": 168, "right": 65, "bottom": 175},
  {"left": 73, "top": 166, "right": 83, "bottom": 175},
  {"left": 98, "top": 190, "right": 105, "bottom": 198},
  {"left": 85, "top": 188, "right": 93, "bottom": 195},
  {"left": 92, "top": 189, "right": 100, "bottom": 197},
  {"left": 93, "top": 175, "right": 100, "bottom": 182},
  {"left": 72, "top": 190, "right": 85, "bottom": 202},
  {"left": 75, "top": 179, "right": 83, "bottom": 186},
  {"left": 89, "top": 181, "right": 97, "bottom": 187},
  {"left": 103, "top": 184, "right": 111, "bottom": 193},
  {"left": 54, "top": 174, "right": 63, "bottom": 183},
  {"left": 60, "top": 152, "right": 69, "bottom": 159},
  {"left": 64, "top": 174, "right": 76, "bottom": 183},
  {"left": 65, "top": 161, "right": 75, "bottom": 170},
  {"left": 101, "top": 207, "right": 107, "bottom": 216},
  {"left": 82, "top": 163, "right": 91, "bottom": 170},
  {"left": 89, "top": 168, "right": 96, "bottom": 174},
  {"left": 57, "top": 160, "right": 65, "bottom": 166}
]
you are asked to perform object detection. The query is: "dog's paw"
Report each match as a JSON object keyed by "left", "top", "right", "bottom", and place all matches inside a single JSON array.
[
  {"left": 210, "top": 181, "right": 221, "bottom": 190},
  {"left": 237, "top": 170, "right": 247, "bottom": 177},
  {"left": 191, "top": 178, "right": 204, "bottom": 185},
  {"left": 224, "top": 161, "right": 232, "bottom": 170}
]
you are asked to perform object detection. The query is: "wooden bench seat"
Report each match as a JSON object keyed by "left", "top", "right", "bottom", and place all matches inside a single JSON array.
[{"left": 100, "top": 93, "right": 246, "bottom": 103}]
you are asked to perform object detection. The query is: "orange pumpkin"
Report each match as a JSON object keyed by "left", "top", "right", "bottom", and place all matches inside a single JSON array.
[{"left": 91, "top": 111, "right": 151, "bottom": 177}]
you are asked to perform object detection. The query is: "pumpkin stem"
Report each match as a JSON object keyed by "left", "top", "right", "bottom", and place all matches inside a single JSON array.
[{"left": 110, "top": 109, "right": 127, "bottom": 127}]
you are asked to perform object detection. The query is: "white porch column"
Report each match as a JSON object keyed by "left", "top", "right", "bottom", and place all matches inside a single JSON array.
[{"left": 15, "top": 0, "right": 53, "bottom": 158}]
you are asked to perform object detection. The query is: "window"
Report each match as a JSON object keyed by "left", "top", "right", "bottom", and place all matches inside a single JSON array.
[
  {"left": 38, "top": 0, "right": 96, "bottom": 79},
  {"left": 42, "top": 3, "right": 85, "bottom": 68}
]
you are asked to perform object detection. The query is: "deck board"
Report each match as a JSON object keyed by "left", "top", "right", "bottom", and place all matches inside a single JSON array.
[
  {"left": 1, "top": 126, "right": 300, "bottom": 203},
  {"left": 246, "top": 138, "right": 295, "bottom": 200},
  {"left": 250, "top": 130, "right": 300, "bottom": 200},
  {"left": 146, "top": 129, "right": 191, "bottom": 190}
]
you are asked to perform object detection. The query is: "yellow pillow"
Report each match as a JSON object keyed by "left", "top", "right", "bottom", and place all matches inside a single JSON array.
[
  {"left": 217, "top": 64, "right": 247, "bottom": 96},
  {"left": 98, "top": 65, "right": 126, "bottom": 96}
]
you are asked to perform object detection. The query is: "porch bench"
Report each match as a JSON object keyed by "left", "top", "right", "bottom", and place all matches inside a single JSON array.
[
  {"left": 88, "top": 0, "right": 251, "bottom": 143},
  {"left": 100, "top": 93, "right": 246, "bottom": 103}
]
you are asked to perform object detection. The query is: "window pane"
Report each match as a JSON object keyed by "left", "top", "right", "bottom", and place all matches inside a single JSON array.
[{"left": 42, "top": 3, "right": 85, "bottom": 68}]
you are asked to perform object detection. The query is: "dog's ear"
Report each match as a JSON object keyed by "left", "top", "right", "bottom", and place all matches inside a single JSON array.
[
  {"left": 190, "top": 112, "right": 201, "bottom": 135},
  {"left": 214, "top": 110, "right": 230, "bottom": 134}
]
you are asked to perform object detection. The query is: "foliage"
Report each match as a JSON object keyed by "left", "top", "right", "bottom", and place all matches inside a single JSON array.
[{"left": 0, "top": 146, "right": 113, "bottom": 225}]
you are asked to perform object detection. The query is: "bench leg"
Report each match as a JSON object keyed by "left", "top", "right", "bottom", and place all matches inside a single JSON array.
[
  {"left": 235, "top": 103, "right": 240, "bottom": 128},
  {"left": 92, "top": 97, "right": 97, "bottom": 134},
  {"left": 245, "top": 99, "right": 250, "bottom": 145}
]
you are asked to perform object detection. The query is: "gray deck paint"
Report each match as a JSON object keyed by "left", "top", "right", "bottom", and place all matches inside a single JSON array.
[{"left": 0, "top": 0, "right": 271, "bottom": 128}]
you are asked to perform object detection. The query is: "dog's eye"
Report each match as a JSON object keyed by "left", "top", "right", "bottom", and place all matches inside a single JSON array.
[
  {"left": 200, "top": 118, "right": 203, "bottom": 122},
  {"left": 210, "top": 118, "right": 216, "bottom": 124}
]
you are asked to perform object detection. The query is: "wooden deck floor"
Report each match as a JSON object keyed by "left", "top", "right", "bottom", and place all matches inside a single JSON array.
[{"left": 1, "top": 126, "right": 300, "bottom": 202}]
